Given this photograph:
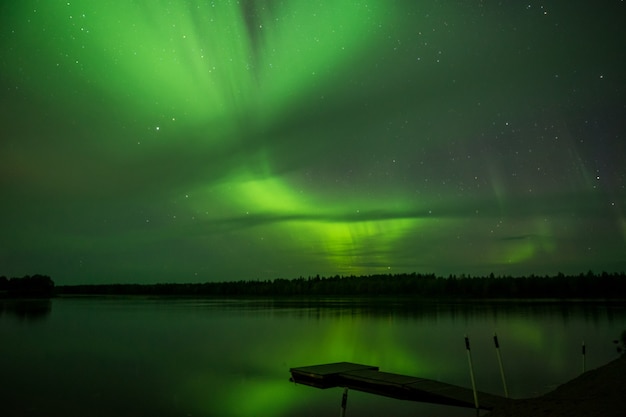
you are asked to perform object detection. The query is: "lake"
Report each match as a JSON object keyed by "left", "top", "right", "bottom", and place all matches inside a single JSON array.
[{"left": 1, "top": 297, "right": 625, "bottom": 417}]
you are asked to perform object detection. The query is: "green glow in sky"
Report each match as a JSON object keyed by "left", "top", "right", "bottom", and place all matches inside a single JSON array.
[
  {"left": 1, "top": 1, "right": 625, "bottom": 283},
  {"left": 20, "top": 0, "right": 391, "bottom": 130}
]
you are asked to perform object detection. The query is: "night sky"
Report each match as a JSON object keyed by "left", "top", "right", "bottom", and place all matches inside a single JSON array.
[{"left": 1, "top": 1, "right": 625, "bottom": 285}]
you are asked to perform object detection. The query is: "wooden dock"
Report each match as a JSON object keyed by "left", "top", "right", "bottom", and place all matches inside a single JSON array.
[{"left": 290, "top": 362, "right": 506, "bottom": 410}]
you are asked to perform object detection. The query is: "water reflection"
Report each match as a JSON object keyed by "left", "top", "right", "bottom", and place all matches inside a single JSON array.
[
  {"left": 0, "top": 299, "right": 52, "bottom": 320},
  {"left": 0, "top": 297, "right": 624, "bottom": 417},
  {"left": 186, "top": 297, "right": 626, "bottom": 328}
]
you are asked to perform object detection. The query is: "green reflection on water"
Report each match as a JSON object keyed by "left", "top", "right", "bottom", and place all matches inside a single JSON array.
[{"left": 1, "top": 298, "right": 624, "bottom": 417}]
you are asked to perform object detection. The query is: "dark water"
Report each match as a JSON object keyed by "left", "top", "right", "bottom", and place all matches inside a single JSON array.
[{"left": 1, "top": 297, "right": 624, "bottom": 417}]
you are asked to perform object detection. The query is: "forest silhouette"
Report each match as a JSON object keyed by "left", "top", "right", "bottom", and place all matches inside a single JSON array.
[
  {"left": 0, "top": 274, "right": 55, "bottom": 298},
  {"left": 55, "top": 271, "right": 626, "bottom": 299}
]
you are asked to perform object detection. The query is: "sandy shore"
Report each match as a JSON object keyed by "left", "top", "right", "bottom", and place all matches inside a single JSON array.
[{"left": 485, "top": 354, "right": 626, "bottom": 417}]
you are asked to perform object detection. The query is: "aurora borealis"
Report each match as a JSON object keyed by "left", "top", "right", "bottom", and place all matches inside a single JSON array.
[{"left": 1, "top": 1, "right": 625, "bottom": 284}]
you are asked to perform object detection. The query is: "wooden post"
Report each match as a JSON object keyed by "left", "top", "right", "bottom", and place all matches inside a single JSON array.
[
  {"left": 582, "top": 341, "right": 586, "bottom": 373},
  {"left": 465, "top": 335, "right": 479, "bottom": 414},
  {"left": 493, "top": 333, "right": 509, "bottom": 398},
  {"left": 340, "top": 387, "right": 348, "bottom": 417}
]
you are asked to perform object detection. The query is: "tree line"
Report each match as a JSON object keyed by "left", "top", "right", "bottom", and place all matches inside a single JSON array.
[
  {"left": 57, "top": 271, "right": 626, "bottom": 299},
  {"left": 0, "top": 274, "right": 55, "bottom": 298}
]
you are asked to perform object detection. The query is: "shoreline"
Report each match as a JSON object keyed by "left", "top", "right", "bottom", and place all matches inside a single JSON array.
[{"left": 485, "top": 354, "right": 626, "bottom": 416}]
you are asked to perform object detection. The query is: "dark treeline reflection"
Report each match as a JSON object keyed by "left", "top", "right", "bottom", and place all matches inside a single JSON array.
[
  {"left": 0, "top": 299, "right": 52, "bottom": 320},
  {"left": 58, "top": 271, "right": 626, "bottom": 299},
  {"left": 188, "top": 298, "right": 626, "bottom": 326}
]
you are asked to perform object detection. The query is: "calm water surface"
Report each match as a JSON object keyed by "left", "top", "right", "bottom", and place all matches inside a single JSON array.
[{"left": 1, "top": 297, "right": 625, "bottom": 417}]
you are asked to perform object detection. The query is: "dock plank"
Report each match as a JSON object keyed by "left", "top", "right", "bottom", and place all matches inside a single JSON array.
[
  {"left": 289, "top": 362, "right": 379, "bottom": 389},
  {"left": 290, "top": 362, "right": 506, "bottom": 410},
  {"left": 291, "top": 362, "right": 379, "bottom": 378}
]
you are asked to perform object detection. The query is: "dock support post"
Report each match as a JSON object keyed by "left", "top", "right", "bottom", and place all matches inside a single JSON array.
[
  {"left": 582, "top": 341, "right": 586, "bottom": 373},
  {"left": 340, "top": 387, "right": 348, "bottom": 417},
  {"left": 493, "top": 333, "right": 509, "bottom": 398},
  {"left": 465, "top": 335, "right": 480, "bottom": 415}
]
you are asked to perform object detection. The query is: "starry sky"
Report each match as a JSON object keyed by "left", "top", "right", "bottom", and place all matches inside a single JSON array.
[{"left": 1, "top": 0, "right": 625, "bottom": 285}]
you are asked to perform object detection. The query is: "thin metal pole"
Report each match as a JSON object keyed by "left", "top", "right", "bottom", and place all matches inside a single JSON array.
[
  {"left": 582, "top": 341, "right": 586, "bottom": 373},
  {"left": 493, "top": 333, "right": 509, "bottom": 398},
  {"left": 340, "top": 387, "right": 348, "bottom": 417},
  {"left": 465, "top": 335, "right": 479, "bottom": 413}
]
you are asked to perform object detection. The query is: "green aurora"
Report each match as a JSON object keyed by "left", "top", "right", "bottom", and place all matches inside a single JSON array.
[{"left": 1, "top": 1, "right": 625, "bottom": 284}]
